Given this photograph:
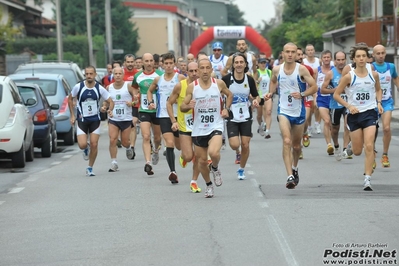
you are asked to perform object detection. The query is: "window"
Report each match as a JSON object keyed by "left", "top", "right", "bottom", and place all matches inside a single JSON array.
[
  {"left": 18, "top": 86, "right": 38, "bottom": 106},
  {"left": 13, "top": 80, "right": 57, "bottom": 96}
]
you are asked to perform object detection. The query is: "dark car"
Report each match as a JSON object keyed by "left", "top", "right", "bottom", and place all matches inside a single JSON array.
[
  {"left": 16, "top": 83, "right": 58, "bottom": 157},
  {"left": 10, "top": 73, "right": 76, "bottom": 145}
]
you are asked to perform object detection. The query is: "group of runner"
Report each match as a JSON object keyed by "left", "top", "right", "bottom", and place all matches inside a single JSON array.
[{"left": 67, "top": 39, "right": 398, "bottom": 195}]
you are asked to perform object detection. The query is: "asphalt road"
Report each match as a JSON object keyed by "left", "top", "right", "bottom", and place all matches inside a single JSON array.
[{"left": 1, "top": 109, "right": 398, "bottom": 266}]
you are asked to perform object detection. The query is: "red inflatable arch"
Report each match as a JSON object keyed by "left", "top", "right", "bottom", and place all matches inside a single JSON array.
[{"left": 189, "top": 26, "right": 272, "bottom": 57}]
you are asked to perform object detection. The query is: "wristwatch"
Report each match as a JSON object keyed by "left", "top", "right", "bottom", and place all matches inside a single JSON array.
[{"left": 300, "top": 92, "right": 306, "bottom": 98}]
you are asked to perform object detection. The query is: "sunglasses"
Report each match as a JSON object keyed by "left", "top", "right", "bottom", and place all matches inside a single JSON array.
[{"left": 213, "top": 49, "right": 222, "bottom": 52}]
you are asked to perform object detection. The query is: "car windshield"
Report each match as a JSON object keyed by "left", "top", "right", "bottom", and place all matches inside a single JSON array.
[
  {"left": 13, "top": 79, "right": 57, "bottom": 96},
  {"left": 17, "top": 86, "right": 37, "bottom": 106},
  {"left": 16, "top": 69, "right": 76, "bottom": 87}
]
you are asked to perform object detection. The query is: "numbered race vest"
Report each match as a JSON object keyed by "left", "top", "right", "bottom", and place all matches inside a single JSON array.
[
  {"left": 346, "top": 70, "right": 377, "bottom": 113},
  {"left": 177, "top": 79, "right": 193, "bottom": 132},
  {"left": 228, "top": 74, "right": 251, "bottom": 123},
  {"left": 317, "top": 65, "right": 334, "bottom": 97},
  {"left": 133, "top": 70, "right": 163, "bottom": 113},
  {"left": 372, "top": 62, "right": 393, "bottom": 101},
  {"left": 209, "top": 54, "right": 226, "bottom": 79},
  {"left": 257, "top": 68, "right": 271, "bottom": 97},
  {"left": 108, "top": 82, "right": 133, "bottom": 122},
  {"left": 329, "top": 68, "right": 346, "bottom": 109},
  {"left": 191, "top": 78, "right": 224, "bottom": 137},
  {"left": 156, "top": 73, "right": 179, "bottom": 118},
  {"left": 76, "top": 81, "right": 103, "bottom": 122},
  {"left": 277, "top": 63, "right": 306, "bottom": 117}
]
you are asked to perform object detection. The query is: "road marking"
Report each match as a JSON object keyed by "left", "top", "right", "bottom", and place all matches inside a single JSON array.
[
  {"left": 40, "top": 169, "right": 51, "bottom": 174},
  {"left": 0, "top": 201, "right": 5, "bottom": 205},
  {"left": 258, "top": 201, "right": 269, "bottom": 208},
  {"left": 246, "top": 164, "right": 251, "bottom": 168},
  {"left": 51, "top": 161, "right": 62, "bottom": 165},
  {"left": 8, "top": 187, "right": 25, "bottom": 194},
  {"left": 267, "top": 215, "right": 299, "bottom": 266},
  {"left": 256, "top": 191, "right": 264, "bottom": 198},
  {"left": 251, "top": 179, "right": 259, "bottom": 188},
  {"left": 62, "top": 155, "right": 73, "bottom": 159},
  {"left": 26, "top": 176, "right": 40, "bottom": 182},
  {"left": 247, "top": 170, "right": 254, "bottom": 175}
]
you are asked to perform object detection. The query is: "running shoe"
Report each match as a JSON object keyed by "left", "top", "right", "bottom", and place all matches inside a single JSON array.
[
  {"left": 342, "top": 149, "right": 352, "bottom": 159},
  {"left": 130, "top": 147, "right": 136, "bottom": 160},
  {"left": 265, "top": 131, "right": 271, "bottom": 139},
  {"left": 262, "top": 122, "right": 266, "bottom": 132},
  {"left": 210, "top": 165, "right": 223, "bottom": 186},
  {"left": 190, "top": 182, "right": 201, "bottom": 193},
  {"left": 308, "top": 127, "right": 313, "bottom": 138},
  {"left": 316, "top": 123, "right": 321, "bottom": 134},
  {"left": 235, "top": 153, "right": 241, "bottom": 164},
  {"left": 372, "top": 160, "right": 376, "bottom": 170},
  {"left": 237, "top": 168, "right": 246, "bottom": 180},
  {"left": 381, "top": 155, "right": 390, "bottom": 168},
  {"left": 292, "top": 169, "right": 299, "bottom": 185},
  {"left": 109, "top": 161, "right": 118, "bottom": 172},
  {"left": 302, "top": 134, "right": 310, "bottom": 147},
  {"left": 152, "top": 150, "right": 160, "bottom": 165},
  {"left": 126, "top": 148, "right": 134, "bottom": 160},
  {"left": 179, "top": 155, "right": 187, "bottom": 168},
  {"left": 222, "top": 139, "right": 226, "bottom": 150},
  {"left": 144, "top": 163, "right": 154, "bottom": 175},
  {"left": 168, "top": 171, "right": 178, "bottom": 184},
  {"left": 334, "top": 148, "right": 342, "bottom": 161},
  {"left": 286, "top": 175, "right": 296, "bottom": 189},
  {"left": 258, "top": 124, "right": 265, "bottom": 137},
  {"left": 204, "top": 184, "right": 214, "bottom": 198},
  {"left": 82, "top": 143, "right": 90, "bottom": 161},
  {"left": 363, "top": 176, "right": 372, "bottom": 191},
  {"left": 327, "top": 144, "right": 334, "bottom": 155},
  {"left": 346, "top": 142, "right": 353, "bottom": 156},
  {"left": 86, "top": 166, "right": 95, "bottom": 176},
  {"left": 116, "top": 139, "right": 122, "bottom": 148},
  {"left": 299, "top": 151, "right": 303, "bottom": 159}
]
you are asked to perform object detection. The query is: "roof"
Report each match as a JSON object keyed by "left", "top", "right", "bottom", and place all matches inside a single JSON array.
[
  {"left": 322, "top": 25, "right": 355, "bottom": 39},
  {"left": 123, "top": 1, "right": 202, "bottom": 23}
]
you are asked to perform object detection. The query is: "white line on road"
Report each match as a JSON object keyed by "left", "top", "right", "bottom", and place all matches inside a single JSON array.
[
  {"left": 39, "top": 169, "right": 51, "bottom": 174},
  {"left": 62, "top": 155, "right": 73, "bottom": 159},
  {"left": 267, "top": 215, "right": 299, "bottom": 266},
  {"left": 51, "top": 161, "right": 62, "bottom": 165},
  {"left": 258, "top": 201, "right": 269, "bottom": 208},
  {"left": 251, "top": 179, "right": 259, "bottom": 188},
  {"left": 8, "top": 187, "right": 25, "bottom": 194},
  {"left": 0, "top": 201, "right": 5, "bottom": 205},
  {"left": 256, "top": 191, "right": 264, "bottom": 198},
  {"left": 247, "top": 170, "right": 254, "bottom": 175}
]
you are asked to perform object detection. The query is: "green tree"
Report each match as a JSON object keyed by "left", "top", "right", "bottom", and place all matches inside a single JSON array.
[
  {"left": 0, "top": 10, "right": 23, "bottom": 55},
  {"left": 59, "top": 0, "right": 139, "bottom": 63}
]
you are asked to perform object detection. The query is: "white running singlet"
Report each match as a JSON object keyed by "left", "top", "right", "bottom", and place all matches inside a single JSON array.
[
  {"left": 156, "top": 73, "right": 179, "bottom": 118},
  {"left": 346, "top": 70, "right": 377, "bottom": 113},
  {"left": 191, "top": 78, "right": 224, "bottom": 137},
  {"left": 108, "top": 82, "right": 133, "bottom": 122}
]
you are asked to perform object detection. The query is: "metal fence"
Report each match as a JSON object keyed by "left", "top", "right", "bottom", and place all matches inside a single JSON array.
[{"left": 5, "top": 54, "right": 31, "bottom": 75}]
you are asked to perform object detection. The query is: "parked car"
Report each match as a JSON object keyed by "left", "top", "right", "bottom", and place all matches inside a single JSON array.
[
  {"left": 16, "top": 83, "right": 58, "bottom": 157},
  {"left": 14, "top": 61, "right": 85, "bottom": 89},
  {"left": 9, "top": 73, "right": 76, "bottom": 145},
  {"left": 0, "top": 76, "right": 34, "bottom": 168}
]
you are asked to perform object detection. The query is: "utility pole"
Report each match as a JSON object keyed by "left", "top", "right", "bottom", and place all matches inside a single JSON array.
[
  {"left": 105, "top": 0, "right": 113, "bottom": 63},
  {"left": 86, "top": 0, "right": 94, "bottom": 66},
  {"left": 55, "top": 0, "right": 63, "bottom": 61}
]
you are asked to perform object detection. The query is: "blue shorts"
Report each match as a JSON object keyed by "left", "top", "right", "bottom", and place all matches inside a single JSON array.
[
  {"left": 381, "top": 98, "right": 394, "bottom": 113},
  {"left": 277, "top": 105, "right": 306, "bottom": 125},
  {"left": 317, "top": 95, "right": 331, "bottom": 109}
]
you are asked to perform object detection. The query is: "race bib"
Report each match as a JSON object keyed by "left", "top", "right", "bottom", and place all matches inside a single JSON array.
[
  {"left": 141, "top": 94, "right": 156, "bottom": 110},
  {"left": 337, "top": 94, "right": 348, "bottom": 107},
  {"left": 82, "top": 100, "right": 98, "bottom": 117},
  {"left": 232, "top": 102, "right": 249, "bottom": 122},
  {"left": 113, "top": 103, "right": 127, "bottom": 120},
  {"left": 353, "top": 92, "right": 371, "bottom": 106},
  {"left": 184, "top": 113, "right": 193, "bottom": 131}
]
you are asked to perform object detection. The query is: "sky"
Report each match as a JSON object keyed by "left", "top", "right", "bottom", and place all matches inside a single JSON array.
[{"left": 233, "top": 0, "right": 276, "bottom": 27}]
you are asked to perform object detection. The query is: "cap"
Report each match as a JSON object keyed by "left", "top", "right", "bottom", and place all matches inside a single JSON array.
[
  {"left": 212, "top": 42, "right": 223, "bottom": 50},
  {"left": 258, "top": 58, "right": 267, "bottom": 63}
]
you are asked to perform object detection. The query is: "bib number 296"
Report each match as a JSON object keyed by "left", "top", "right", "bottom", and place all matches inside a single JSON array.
[{"left": 201, "top": 115, "right": 214, "bottom": 123}]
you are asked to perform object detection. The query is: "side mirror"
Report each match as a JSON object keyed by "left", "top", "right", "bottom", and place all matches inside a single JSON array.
[
  {"left": 26, "top": 98, "right": 36, "bottom": 106},
  {"left": 50, "top": 104, "right": 60, "bottom": 110}
]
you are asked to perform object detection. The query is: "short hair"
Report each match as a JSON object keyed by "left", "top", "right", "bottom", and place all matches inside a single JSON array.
[
  {"left": 112, "top": 60, "right": 122, "bottom": 67},
  {"left": 153, "top": 53, "right": 160, "bottom": 63},
  {"left": 85, "top": 65, "right": 96, "bottom": 73},
  {"left": 196, "top": 51, "right": 207, "bottom": 60},
  {"left": 297, "top": 47, "right": 303, "bottom": 51},
  {"left": 112, "top": 67, "right": 124, "bottom": 75},
  {"left": 124, "top": 54, "right": 135, "bottom": 61},
  {"left": 162, "top": 52, "right": 176, "bottom": 63},
  {"left": 349, "top": 44, "right": 369, "bottom": 61},
  {"left": 320, "top": 50, "right": 332, "bottom": 57},
  {"left": 135, "top": 57, "right": 142, "bottom": 61},
  {"left": 334, "top": 51, "right": 346, "bottom": 60}
]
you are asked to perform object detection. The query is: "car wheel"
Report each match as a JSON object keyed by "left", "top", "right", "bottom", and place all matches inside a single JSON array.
[
  {"left": 25, "top": 140, "right": 34, "bottom": 162},
  {"left": 52, "top": 131, "right": 58, "bottom": 153},
  {"left": 12, "top": 144, "right": 26, "bottom": 168},
  {"left": 41, "top": 135, "right": 52, "bottom": 158},
  {"left": 64, "top": 126, "right": 75, "bottom": 146}
]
